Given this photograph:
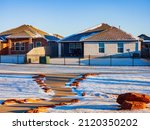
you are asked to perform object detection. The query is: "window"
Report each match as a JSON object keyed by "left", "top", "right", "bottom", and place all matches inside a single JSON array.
[
  {"left": 69, "top": 43, "right": 76, "bottom": 53},
  {"left": 31, "top": 43, "right": 34, "bottom": 49},
  {"left": 36, "top": 42, "right": 41, "bottom": 47},
  {"left": 76, "top": 43, "right": 82, "bottom": 49},
  {"left": 118, "top": 43, "right": 124, "bottom": 53},
  {"left": 20, "top": 43, "right": 25, "bottom": 50},
  {"left": 12, "top": 42, "right": 25, "bottom": 51},
  {"left": 99, "top": 43, "right": 105, "bottom": 53},
  {"left": 15, "top": 43, "right": 20, "bottom": 50},
  {"left": 69, "top": 43, "right": 82, "bottom": 53}
]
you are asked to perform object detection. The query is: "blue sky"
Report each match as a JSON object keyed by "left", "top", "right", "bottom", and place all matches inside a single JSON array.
[{"left": 0, "top": 0, "right": 150, "bottom": 37}]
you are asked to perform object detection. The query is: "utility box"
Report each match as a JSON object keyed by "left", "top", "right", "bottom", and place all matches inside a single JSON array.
[{"left": 39, "top": 56, "right": 50, "bottom": 64}]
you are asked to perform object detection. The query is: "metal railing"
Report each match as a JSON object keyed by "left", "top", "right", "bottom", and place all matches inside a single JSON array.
[{"left": 0, "top": 54, "right": 150, "bottom": 66}]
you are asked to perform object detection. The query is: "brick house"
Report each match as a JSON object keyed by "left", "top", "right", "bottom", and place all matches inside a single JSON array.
[
  {"left": 59, "top": 23, "right": 140, "bottom": 58},
  {"left": 0, "top": 25, "right": 61, "bottom": 57}
]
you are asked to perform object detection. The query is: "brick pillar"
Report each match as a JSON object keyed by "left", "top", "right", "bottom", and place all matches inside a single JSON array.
[
  {"left": 8, "top": 39, "right": 12, "bottom": 54},
  {"left": 0, "top": 40, "right": 1, "bottom": 51},
  {"left": 28, "top": 37, "right": 32, "bottom": 51}
]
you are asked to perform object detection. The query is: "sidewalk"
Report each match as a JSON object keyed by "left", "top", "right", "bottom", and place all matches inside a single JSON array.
[{"left": 0, "top": 73, "right": 79, "bottom": 113}]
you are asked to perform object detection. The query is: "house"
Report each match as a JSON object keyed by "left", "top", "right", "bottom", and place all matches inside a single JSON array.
[
  {"left": 59, "top": 23, "right": 140, "bottom": 58},
  {"left": 138, "top": 34, "right": 150, "bottom": 58},
  {"left": 0, "top": 24, "right": 61, "bottom": 57}
]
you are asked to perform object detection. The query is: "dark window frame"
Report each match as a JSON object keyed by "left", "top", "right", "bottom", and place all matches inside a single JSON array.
[
  {"left": 36, "top": 41, "right": 42, "bottom": 47},
  {"left": 99, "top": 43, "right": 105, "bottom": 53},
  {"left": 117, "top": 43, "right": 124, "bottom": 53},
  {"left": 12, "top": 42, "right": 25, "bottom": 51},
  {"left": 69, "top": 43, "right": 82, "bottom": 53}
]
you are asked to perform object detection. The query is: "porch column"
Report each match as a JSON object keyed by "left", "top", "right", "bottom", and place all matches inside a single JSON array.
[
  {"left": 0, "top": 40, "right": 1, "bottom": 51},
  {"left": 149, "top": 44, "right": 150, "bottom": 58},
  {"left": 58, "top": 43, "right": 61, "bottom": 57},
  {"left": 8, "top": 39, "right": 12, "bottom": 54},
  {"left": 138, "top": 40, "right": 141, "bottom": 57}
]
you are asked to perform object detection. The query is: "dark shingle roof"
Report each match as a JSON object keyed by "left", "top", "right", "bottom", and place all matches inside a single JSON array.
[
  {"left": 84, "top": 27, "right": 136, "bottom": 41},
  {"left": 60, "top": 23, "right": 137, "bottom": 42},
  {"left": 138, "top": 34, "right": 150, "bottom": 40},
  {"left": 0, "top": 35, "right": 9, "bottom": 42},
  {"left": 44, "top": 35, "right": 60, "bottom": 41},
  {"left": 60, "top": 31, "right": 100, "bottom": 42}
]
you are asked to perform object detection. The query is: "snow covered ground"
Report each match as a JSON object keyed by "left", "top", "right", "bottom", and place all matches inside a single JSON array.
[
  {"left": 0, "top": 64, "right": 150, "bottom": 74},
  {"left": 0, "top": 64, "right": 150, "bottom": 112},
  {"left": 75, "top": 73, "right": 150, "bottom": 96},
  {"left": 0, "top": 74, "right": 51, "bottom": 103},
  {"left": 48, "top": 73, "right": 150, "bottom": 113}
]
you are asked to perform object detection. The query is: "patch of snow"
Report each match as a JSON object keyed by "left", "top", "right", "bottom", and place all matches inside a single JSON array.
[
  {"left": 0, "top": 74, "right": 52, "bottom": 101},
  {"left": 58, "top": 33, "right": 77, "bottom": 42},
  {"left": 48, "top": 97, "right": 150, "bottom": 113},
  {"left": 77, "top": 73, "right": 150, "bottom": 96},
  {"left": 49, "top": 73, "right": 150, "bottom": 113},
  {"left": 80, "top": 23, "right": 103, "bottom": 33},
  {"left": 48, "top": 97, "right": 119, "bottom": 113},
  {"left": 143, "top": 40, "right": 150, "bottom": 43},
  {"left": 80, "top": 32, "right": 99, "bottom": 41}
]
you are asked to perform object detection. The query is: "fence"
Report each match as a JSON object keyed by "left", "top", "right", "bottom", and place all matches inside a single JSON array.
[
  {"left": 0, "top": 54, "right": 150, "bottom": 66},
  {"left": 49, "top": 55, "right": 150, "bottom": 66},
  {"left": 0, "top": 55, "right": 25, "bottom": 64}
]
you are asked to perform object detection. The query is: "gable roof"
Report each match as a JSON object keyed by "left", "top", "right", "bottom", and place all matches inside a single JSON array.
[
  {"left": 84, "top": 27, "right": 136, "bottom": 41},
  {"left": 60, "top": 23, "right": 137, "bottom": 42},
  {"left": 138, "top": 34, "right": 150, "bottom": 40},
  {"left": 0, "top": 25, "right": 48, "bottom": 37},
  {"left": 0, "top": 25, "right": 62, "bottom": 41}
]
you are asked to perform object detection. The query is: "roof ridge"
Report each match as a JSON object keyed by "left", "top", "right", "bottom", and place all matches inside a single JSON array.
[
  {"left": 82, "top": 26, "right": 137, "bottom": 41},
  {"left": 0, "top": 25, "right": 21, "bottom": 35},
  {"left": 0, "top": 24, "right": 31, "bottom": 35},
  {"left": 28, "top": 25, "right": 49, "bottom": 36},
  {"left": 26, "top": 25, "right": 41, "bottom": 35},
  {"left": 80, "top": 23, "right": 111, "bottom": 33}
]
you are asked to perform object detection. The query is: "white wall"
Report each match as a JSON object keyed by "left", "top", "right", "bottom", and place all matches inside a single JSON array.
[{"left": 84, "top": 41, "right": 140, "bottom": 57}]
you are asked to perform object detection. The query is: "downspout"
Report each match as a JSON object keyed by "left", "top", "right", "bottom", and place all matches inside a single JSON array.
[{"left": 58, "top": 42, "right": 61, "bottom": 57}]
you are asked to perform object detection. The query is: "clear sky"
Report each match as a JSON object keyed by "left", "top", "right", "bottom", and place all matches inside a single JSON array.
[{"left": 0, "top": 0, "right": 150, "bottom": 37}]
